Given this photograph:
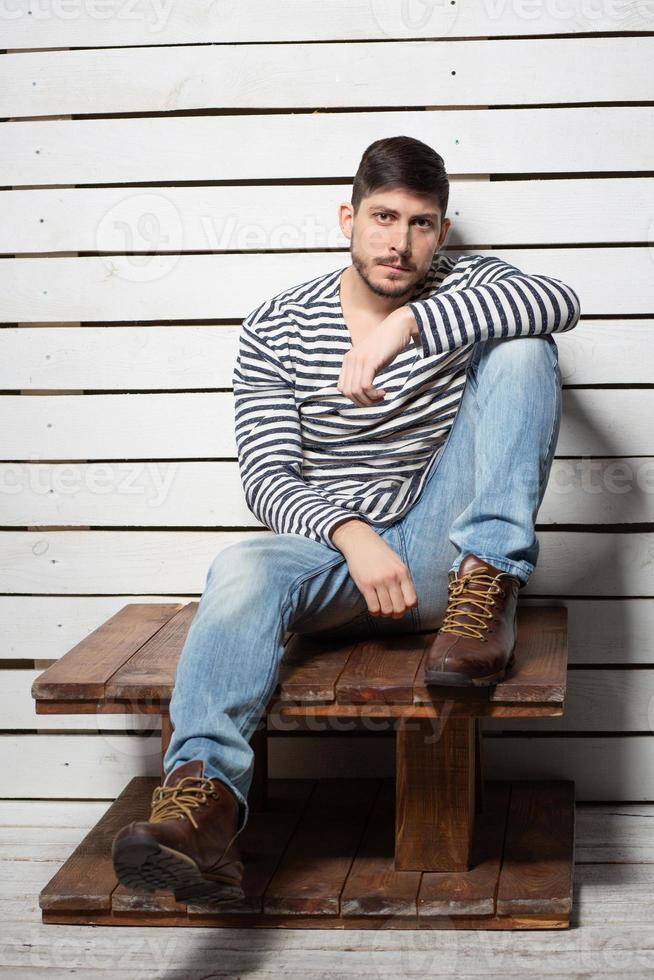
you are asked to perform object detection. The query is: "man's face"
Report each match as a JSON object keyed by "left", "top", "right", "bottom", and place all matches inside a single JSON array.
[{"left": 339, "top": 186, "right": 451, "bottom": 299}]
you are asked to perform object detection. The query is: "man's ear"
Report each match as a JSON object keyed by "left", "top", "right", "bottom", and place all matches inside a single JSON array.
[
  {"left": 438, "top": 216, "right": 452, "bottom": 248},
  {"left": 338, "top": 201, "right": 354, "bottom": 241}
]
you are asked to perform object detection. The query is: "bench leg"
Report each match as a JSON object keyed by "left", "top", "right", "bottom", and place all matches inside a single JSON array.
[{"left": 395, "top": 714, "right": 477, "bottom": 872}]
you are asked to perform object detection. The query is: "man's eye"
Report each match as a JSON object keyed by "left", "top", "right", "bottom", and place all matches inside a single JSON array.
[{"left": 376, "top": 212, "right": 390, "bottom": 220}]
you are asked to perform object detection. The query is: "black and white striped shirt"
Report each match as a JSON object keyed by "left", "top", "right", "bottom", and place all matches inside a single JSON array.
[{"left": 232, "top": 252, "right": 581, "bottom": 547}]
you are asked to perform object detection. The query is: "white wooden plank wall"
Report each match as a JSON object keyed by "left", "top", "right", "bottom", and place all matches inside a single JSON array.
[{"left": 1, "top": 1, "right": 652, "bottom": 800}]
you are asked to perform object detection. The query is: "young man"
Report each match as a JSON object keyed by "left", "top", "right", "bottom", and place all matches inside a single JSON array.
[{"left": 112, "top": 136, "right": 581, "bottom": 904}]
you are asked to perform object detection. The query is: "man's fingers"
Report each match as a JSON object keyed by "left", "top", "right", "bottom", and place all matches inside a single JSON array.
[
  {"left": 339, "top": 356, "right": 384, "bottom": 406},
  {"left": 374, "top": 583, "right": 395, "bottom": 617},
  {"left": 401, "top": 576, "right": 419, "bottom": 609}
]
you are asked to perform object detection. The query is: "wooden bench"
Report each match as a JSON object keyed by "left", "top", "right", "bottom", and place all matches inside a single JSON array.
[{"left": 32, "top": 602, "right": 575, "bottom": 930}]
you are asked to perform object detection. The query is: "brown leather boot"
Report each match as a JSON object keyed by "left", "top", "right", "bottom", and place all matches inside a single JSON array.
[
  {"left": 111, "top": 760, "right": 245, "bottom": 904},
  {"left": 424, "top": 554, "right": 520, "bottom": 687}
]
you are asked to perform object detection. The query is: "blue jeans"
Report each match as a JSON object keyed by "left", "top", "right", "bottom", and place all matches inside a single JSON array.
[{"left": 164, "top": 334, "right": 562, "bottom": 830}]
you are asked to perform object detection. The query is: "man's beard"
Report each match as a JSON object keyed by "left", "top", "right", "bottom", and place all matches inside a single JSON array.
[{"left": 350, "top": 242, "right": 429, "bottom": 299}]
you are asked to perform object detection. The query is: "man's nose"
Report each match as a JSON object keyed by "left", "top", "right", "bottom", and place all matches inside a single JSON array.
[{"left": 390, "top": 229, "right": 411, "bottom": 254}]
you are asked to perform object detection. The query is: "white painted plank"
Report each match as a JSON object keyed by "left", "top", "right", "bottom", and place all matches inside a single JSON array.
[
  {"left": 0, "top": 246, "right": 606, "bottom": 320},
  {"left": 3, "top": 595, "right": 653, "bottom": 667},
  {"left": 0, "top": 800, "right": 110, "bottom": 827},
  {"left": 3, "top": 179, "right": 651, "bottom": 255},
  {"left": 520, "top": 598, "right": 654, "bottom": 667},
  {"left": 2, "top": 456, "right": 653, "bottom": 528},
  {"left": 538, "top": 458, "right": 654, "bottom": 525},
  {"left": 0, "top": 595, "right": 190, "bottom": 662},
  {"left": 487, "top": 670, "right": 654, "bottom": 733},
  {"left": 0, "top": 530, "right": 254, "bottom": 594},
  {"left": 2, "top": 733, "right": 654, "bottom": 800},
  {"left": 8, "top": 667, "right": 654, "bottom": 733},
  {"left": 0, "top": 247, "right": 642, "bottom": 323},
  {"left": 0, "top": 529, "right": 653, "bottom": 596},
  {"left": 574, "top": 806, "right": 654, "bottom": 863},
  {"left": 0, "top": 926, "right": 653, "bottom": 976},
  {"left": 2, "top": 906, "right": 654, "bottom": 972},
  {"left": 4, "top": 0, "right": 653, "bottom": 47},
  {"left": 4, "top": 38, "right": 653, "bottom": 117},
  {"left": 0, "top": 389, "right": 650, "bottom": 461},
  {"left": 2, "top": 320, "right": 651, "bottom": 390},
  {"left": 0, "top": 325, "right": 242, "bottom": 390},
  {"left": 556, "top": 321, "right": 654, "bottom": 385},
  {"left": 3, "top": 108, "right": 652, "bottom": 187},
  {"left": 3, "top": 670, "right": 162, "bottom": 732}
]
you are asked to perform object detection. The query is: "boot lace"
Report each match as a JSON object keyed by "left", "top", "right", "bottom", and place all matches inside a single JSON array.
[
  {"left": 149, "top": 776, "right": 219, "bottom": 830},
  {"left": 439, "top": 569, "right": 505, "bottom": 642}
]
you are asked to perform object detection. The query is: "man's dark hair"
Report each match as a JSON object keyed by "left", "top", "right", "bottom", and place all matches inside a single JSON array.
[{"left": 351, "top": 135, "right": 449, "bottom": 218}]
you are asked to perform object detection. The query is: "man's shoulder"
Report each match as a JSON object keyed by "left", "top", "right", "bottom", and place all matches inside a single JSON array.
[{"left": 243, "top": 266, "right": 342, "bottom": 329}]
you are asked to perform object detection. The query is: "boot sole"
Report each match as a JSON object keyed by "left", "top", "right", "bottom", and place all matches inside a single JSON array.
[
  {"left": 424, "top": 649, "right": 516, "bottom": 688},
  {"left": 112, "top": 835, "right": 245, "bottom": 905}
]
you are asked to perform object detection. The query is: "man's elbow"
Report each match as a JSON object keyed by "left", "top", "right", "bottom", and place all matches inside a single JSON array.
[
  {"left": 563, "top": 283, "right": 582, "bottom": 332},
  {"left": 548, "top": 277, "right": 581, "bottom": 333}
]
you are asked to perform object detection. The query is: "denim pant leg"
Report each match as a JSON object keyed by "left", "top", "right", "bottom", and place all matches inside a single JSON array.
[
  {"left": 398, "top": 334, "right": 562, "bottom": 632},
  {"left": 163, "top": 532, "right": 369, "bottom": 830}
]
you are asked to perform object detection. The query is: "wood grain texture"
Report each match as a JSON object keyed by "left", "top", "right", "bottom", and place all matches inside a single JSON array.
[
  {"left": 36, "top": 776, "right": 574, "bottom": 930},
  {"left": 30, "top": 603, "right": 182, "bottom": 701},
  {"left": 262, "top": 778, "right": 379, "bottom": 916},
  {"left": 105, "top": 602, "right": 198, "bottom": 701},
  {"left": 5, "top": 0, "right": 651, "bottom": 49},
  {"left": 5, "top": 38, "right": 651, "bottom": 117},
  {"left": 39, "top": 776, "right": 153, "bottom": 912},
  {"left": 334, "top": 633, "right": 429, "bottom": 705},
  {"left": 417, "top": 781, "right": 512, "bottom": 916},
  {"left": 395, "top": 716, "right": 476, "bottom": 873},
  {"left": 1, "top": 184, "right": 651, "bottom": 259},
  {"left": 340, "top": 779, "right": 421, "bottom": 917},
  {"left": 496, "top": 780, "right": 576, "bottom": 917},
  {"left": 0, "top": 247, "right": 648, "bottom": 322}
]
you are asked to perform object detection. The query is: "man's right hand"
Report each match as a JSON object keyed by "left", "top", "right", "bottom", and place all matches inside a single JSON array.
[{"left": 330, "top": 520, "right": 419, "bottom": 619}]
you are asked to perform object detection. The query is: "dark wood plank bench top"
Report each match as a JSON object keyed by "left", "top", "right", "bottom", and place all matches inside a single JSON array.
[{"left": 32, "top": 602, "right": 568, "bottom": 718}]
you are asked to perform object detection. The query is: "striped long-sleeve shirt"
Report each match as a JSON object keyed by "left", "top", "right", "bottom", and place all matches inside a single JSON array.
[{"left": 232, "top": 252, "right": 581, "bottom": 547}]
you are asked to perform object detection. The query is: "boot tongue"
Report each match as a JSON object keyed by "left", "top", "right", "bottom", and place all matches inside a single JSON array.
[
  {"left": 163, "top": 760, "right": 205, "bottom": 787},
  {"left": 458, "top": 554, "right": 504, "bottom": 578},
  {"left": 448, "top": 555, "right": 504, "bottom": 630}
]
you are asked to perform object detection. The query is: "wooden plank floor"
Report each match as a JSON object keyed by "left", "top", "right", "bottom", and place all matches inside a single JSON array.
[
  {"left": 34, "top": 776, "right": 574, "bottom": 930},
  {"left": 2, "top": 796, "right": 654, "bottom": 978}
]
